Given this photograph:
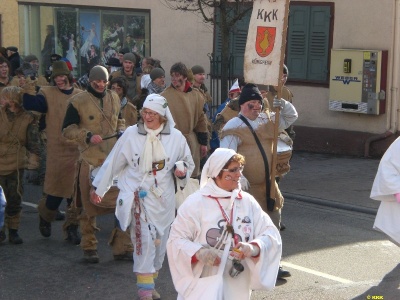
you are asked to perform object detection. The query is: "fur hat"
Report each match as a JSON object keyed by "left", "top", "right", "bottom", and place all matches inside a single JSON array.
[
  {"left": 19, "top": 63, "right": 36, "bottom": 77},
  {"left": 191, "top": 65, "right": 205, "bottom": 75},
  {"left": 150, "top": 68, "right": 165, "bottom": 81},
  {"left": 123, "top": 53, "right": 136, "bottom": 64},
  {"left": 89, "top": 65, "right": 108, "bottom": 82},
  {"left": 51, "top": 61, "right": 70, "bottom": 78},
  {"left": 24, "top": 55, "right": 39, "bottom": 63},
  {"left": 238, "top": 83, "right": 263, "bottom": 106}
]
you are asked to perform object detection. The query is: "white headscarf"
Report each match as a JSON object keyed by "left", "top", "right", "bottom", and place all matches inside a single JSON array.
[
  {"left": 139, "top": 94, "right": 175, "bottom": 174},
  {"left": 200, "top": 148, "right": 237, "bottom": 188},
  {"left": 142, "top": 94, "right": 175, "bottom": 129}
]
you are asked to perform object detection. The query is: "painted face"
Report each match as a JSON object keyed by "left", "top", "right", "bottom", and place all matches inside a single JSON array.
[
  {"left": 29, "top": 60, "right": 40, "bottom": 72},
  {"left": 216, "top": 161, "right": 243, "bottom": 192},
  {"left": 111, "top": 83, "right": 124, "bottom": 99},
  {"left": 153, "top": 76, "right": 165, "bottom": 87},
  {"left": 90, "top": 80, "right": 108, "bottom": 93},
  {"left": 141, "top": 108, "right": 162, "bottom": 130},
  {"left": 171, "top": 72, "right": 186, "bottom": 90},
  {"left": 240, "top": 100, "right": 262, "bottom": 121},
  {"left": 54, "top": 75, "right": 71, "bottom": 90}
]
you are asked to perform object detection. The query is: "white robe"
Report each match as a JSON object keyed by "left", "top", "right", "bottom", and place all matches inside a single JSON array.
[
  {"left": 93, "top": 122, "right": 194, "bottom": 235},
  {"left": 167, "top": 183, "right": 282, "bottom": 300},
  {"left": 370, "top": 136, "right": 400, "bottom": 246}
]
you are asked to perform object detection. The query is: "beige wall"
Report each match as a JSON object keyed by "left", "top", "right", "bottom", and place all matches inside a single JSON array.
[
  {"left": 289, "top": 0, "right": 396, "bottom": 135},
  {"left": 0, "top": 0, "right": 19, "bottom": 47}
]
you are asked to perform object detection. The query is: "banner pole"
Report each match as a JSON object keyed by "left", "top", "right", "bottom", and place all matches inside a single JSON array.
[{"left": 270, "top": 0, "right": 290, "bottom": 200}]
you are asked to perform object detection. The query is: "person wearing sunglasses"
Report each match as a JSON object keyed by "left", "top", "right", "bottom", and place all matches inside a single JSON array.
[{"left": 167, "top": 148, "right": 282, "bottom": 299}]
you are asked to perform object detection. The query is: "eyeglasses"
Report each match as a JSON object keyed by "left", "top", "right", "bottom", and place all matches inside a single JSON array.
[
  {"left": 221, "top": 166, "right": 244, "bottom": 173},
  {"left": 141, "top": 110, "right": 158, "bottom": 117}
]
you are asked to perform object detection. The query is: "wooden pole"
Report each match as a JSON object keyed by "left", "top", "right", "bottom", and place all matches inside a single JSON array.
[{"left": 270, "top": 0, "right": 290, "bottom": 200}]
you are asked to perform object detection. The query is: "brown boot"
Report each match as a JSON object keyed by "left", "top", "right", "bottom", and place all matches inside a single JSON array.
[{"left": 83, "top": 250, "right": 99, "bottom": 263}]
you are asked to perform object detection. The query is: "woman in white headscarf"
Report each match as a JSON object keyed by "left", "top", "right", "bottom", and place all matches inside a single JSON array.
[
  {"left": 91, "top": 94, "right": 194, "bottom": 300},
  {"left": 167, "top": 148, "right": 282, "bottom": 300}
]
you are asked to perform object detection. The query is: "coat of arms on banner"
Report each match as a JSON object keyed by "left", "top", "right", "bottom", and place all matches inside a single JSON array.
[{"left": 255, "top": 26, "right": 276, "bottom": 57}]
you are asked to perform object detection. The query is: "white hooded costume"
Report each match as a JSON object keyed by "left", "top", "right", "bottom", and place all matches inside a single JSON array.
[
  {"left": 167, "top": 148, "right": 282, "bottom": 299},
  {"left": 370, "top": 137, "right": 400, "bottom": 246},
  {"left": 93, "top": 94, "right": 194, "bottom": 273}
]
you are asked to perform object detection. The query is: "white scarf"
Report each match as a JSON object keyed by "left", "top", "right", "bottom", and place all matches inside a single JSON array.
[{"left": 139, "top": 123, "right": 167, "bottom": 174}]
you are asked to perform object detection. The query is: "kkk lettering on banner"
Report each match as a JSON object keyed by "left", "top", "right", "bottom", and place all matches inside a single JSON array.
[{"left": 244, "top": 0, "right": 288, "bottom": 86}]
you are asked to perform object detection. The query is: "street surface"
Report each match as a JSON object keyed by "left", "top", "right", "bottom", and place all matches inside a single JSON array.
[{"left": 1, "top": 182, "right": 399, "bottom": 300}]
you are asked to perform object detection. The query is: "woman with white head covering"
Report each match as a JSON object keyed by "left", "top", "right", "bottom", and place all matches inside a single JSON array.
[
  {"left": 167, "top": 148, "right": 282, "bottom": 300},
  {"left": 91, "top": 94, "right": 194, "bottom": 300}
]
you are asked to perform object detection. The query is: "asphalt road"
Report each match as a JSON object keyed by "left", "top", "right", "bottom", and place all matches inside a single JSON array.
[{"left": 1, "top": 183, "right": 399, "bottom": 300}]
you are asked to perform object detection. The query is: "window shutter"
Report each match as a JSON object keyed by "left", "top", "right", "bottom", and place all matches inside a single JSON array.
[
  {"left": 287, "top": 5, "right": 310, "bottom": 79},
  {"left": 306, "top": 6, "right": 330, "bottom": 81},
  {"left": 231, "top": 12, "right": 251, "bottom": 77}
]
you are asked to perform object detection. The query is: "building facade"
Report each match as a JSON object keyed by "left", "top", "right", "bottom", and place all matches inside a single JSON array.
[{"left": 1, "top": 0, "right": 399, "bottom": 157}]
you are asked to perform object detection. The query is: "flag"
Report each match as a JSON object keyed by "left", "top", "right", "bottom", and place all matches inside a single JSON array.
[{"left": 244, "top": 0, "right": 290, "bottom": 86}]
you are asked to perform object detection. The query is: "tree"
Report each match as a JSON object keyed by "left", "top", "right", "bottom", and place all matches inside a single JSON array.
[{"left": 161, "top": 0, "right": 253, "bottom": 101}]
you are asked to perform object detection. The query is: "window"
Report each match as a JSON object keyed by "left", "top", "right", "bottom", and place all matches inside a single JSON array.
[
  {"left": 286, "top": 4, "right": 333, "bottom": 83},
  {"left": 18, "top": 5, "right": 150, "bottom": 78},
  {"left": 213, "top": 2, "right": 333, "bottom": 84}
]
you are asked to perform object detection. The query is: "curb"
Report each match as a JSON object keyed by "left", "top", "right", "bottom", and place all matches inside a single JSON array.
[{"left": 283, "top": 192, "right": 378, "bottom": 216}]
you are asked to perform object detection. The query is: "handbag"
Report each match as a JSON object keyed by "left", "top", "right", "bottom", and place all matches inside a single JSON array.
[
  {"left": 175, "top": 178, "right": 200, "bottom": 209},
  {"left": 184, "top": 231, "right": 232, "bottom": 300}
]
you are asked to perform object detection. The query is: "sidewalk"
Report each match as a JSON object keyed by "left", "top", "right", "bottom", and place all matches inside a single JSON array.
[{"left": 279, "top": 151, "right": 381, "bottom": 215}]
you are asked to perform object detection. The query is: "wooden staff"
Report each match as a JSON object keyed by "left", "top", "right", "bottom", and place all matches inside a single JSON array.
[{"left": 269, "top": 0, "right": 290, "bottom": 200}]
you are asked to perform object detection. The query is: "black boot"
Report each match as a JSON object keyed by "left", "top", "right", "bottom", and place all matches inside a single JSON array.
[
  {"left": 0, "top": 230, "right": 6, "bottom": 242},
  {"left": 9, "top": 229, "right": 23, "bottom": 244},
  {"left": 39, "top": 216, "right": 51, "bottom": 237},
  {"left": 66, "top": 225, "right": 81, "bottom": 245}
]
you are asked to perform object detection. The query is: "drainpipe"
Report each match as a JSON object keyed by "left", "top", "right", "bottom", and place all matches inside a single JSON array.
[{"left": 364, "top": 0, "right": 400, "bottom": 157}]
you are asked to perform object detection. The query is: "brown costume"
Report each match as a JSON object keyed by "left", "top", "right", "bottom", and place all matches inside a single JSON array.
[
  {"left": 63, "top": 89, "right": 131, "bottom": 255},
  {"left": 39, "top": 86, "right": 83, "bottom": 198},
  {"left": 0, "top": 106, "right": 39, "bottom": 234},
  {"left": 121, "top": 101, "right": 138, "bottom": 127},
  {"left": 162, "top": 86, "right": 208, "bottom": 178}
]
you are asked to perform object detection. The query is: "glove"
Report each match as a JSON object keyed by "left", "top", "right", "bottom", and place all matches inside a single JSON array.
[
  {"left": 237, "top": 242, "right": 260, "bottom": 258},
  {"left": 195, "top": 248, "right": 221, "bottom": 266},
  {"left": 395, "top": 193, "right": 400, "bottom": 203},
  {"left": 273, "top": 97, "right": 286, "bottom": 110}
]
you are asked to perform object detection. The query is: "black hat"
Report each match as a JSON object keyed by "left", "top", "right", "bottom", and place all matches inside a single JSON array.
[
  {"left": 150, "top": 68, "right": 165, "bottom": 81},
  {"left": 238, "top": 83, "right": 263, "bottom": 106},
  {"left": 6, "top": 46, "right": 18, "bottom": 52},
  {"left": 106, "top": 57, "right": 122, "bottom": 67},
  {"left": 50, "top": 54, "right": 62, "bottom": 63},
  {"left": 119, "top": 47, "right": 130, "bottom": 55},
  {"left": 191, "top": 65, "right": 205, "bottom": 75}
]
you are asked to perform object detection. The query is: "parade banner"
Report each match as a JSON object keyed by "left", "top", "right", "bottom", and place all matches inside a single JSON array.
[{"left": 244, "top": 0, "right": 290, "bottom": 86}]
